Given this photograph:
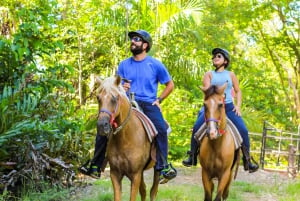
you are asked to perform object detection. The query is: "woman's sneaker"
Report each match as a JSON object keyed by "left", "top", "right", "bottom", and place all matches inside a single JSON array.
[{"left": 159, "top": 163, "right": 177, "bottom": 184}]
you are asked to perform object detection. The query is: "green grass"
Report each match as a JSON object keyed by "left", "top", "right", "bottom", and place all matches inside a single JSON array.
[
  {"left": 276, "top": 180, "right": 300, "bottom": 201},
  {"left": 77, "top": 179, "right": 114, "bottom": 201},
  {"left": 72, "top": 179, "right": 256, "bottom": 201},
  {"left": 71, "top": 176, "right": 249, "bottom": 201},
  {"left": 77, "top": 179, "right": 206, "bottom": 201},
  {"left": 69, "top": 168, "right": 300, "bottom": 201},
  {"left": 0, "top": 181, "right": 70, "bottom": 201}
]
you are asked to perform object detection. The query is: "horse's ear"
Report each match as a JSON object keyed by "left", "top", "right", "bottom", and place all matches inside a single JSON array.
[
  {"left": 216, "top": 82, "right": 227, "bottom": 95},
  {"left": 199, "top": 86, "right": 210, "bottom": 99},
  {"left": 200, "top": 86, "right": 210, "bottom": 92},
  {"left": 199, "top": 86, "right": 206, "bottom": 92},
  {"left": 115, "top": 75, "right": 121, "bottom": 86},
  {"left": 94, "top": 76, "right": 102, "bottom": 88}
]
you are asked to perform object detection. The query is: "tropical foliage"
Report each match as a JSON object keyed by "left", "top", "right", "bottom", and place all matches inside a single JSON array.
[{"left": 0, "top": 0, "right": 299, "bottom": 198}]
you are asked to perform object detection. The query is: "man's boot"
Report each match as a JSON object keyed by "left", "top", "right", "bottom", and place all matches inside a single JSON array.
[
  {"left": 182, "top": 150, "right": 198, "bottom": 167},
  {"left": 79, "top": 135, "right": 107, "bottom": 179},
  {"left": 241, "top": 145, "right": 259, "bottom": 173}
]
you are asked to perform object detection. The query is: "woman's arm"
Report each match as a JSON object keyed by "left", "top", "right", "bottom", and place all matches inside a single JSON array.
[
  {"left": 231, "top": 72, "right": 242, "bottom": 116},
  {"left": 202, "top": 71, "right": 212, "bottom": 89}
]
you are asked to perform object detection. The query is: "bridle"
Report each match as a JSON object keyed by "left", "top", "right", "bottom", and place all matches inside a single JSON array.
[
  {"left": 205, "top": 117, "right": 226, "bottom": 137},
  {"left": 98, "top": 94, "right": 132, "bottom": 135},
  {"left": 204, "top": 99, "right": 226, "bottom": 137}
]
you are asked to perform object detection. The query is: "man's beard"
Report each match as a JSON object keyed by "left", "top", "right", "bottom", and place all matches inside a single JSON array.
[{"left": 130, "top": 43, "right": 144, "bottom": 55}]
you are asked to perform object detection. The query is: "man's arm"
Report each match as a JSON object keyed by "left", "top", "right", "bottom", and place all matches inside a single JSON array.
[
  {"left": 153, "top": 80, "right": 174, "bottom": 107},
  {"left": 158, "top": 80, "right": 174, "bottom": 102}
]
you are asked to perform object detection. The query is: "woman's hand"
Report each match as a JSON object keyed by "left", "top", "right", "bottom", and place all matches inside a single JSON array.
[{"left": 233, "top": 105, "right": 241, "bottom": 116}]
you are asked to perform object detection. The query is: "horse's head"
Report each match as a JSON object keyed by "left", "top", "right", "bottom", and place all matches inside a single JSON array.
[
  {"left": 95, "top": 75, "right": 128, "bottom": 136},
  {"left": 201, "top": 83, "right": 227, "bottom": 140}
]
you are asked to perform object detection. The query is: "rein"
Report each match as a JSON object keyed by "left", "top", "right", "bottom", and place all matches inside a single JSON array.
[{"left": 99, "top": 95, "right": 132, "bottom": 135}]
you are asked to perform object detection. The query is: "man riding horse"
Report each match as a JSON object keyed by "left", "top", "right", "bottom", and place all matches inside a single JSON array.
[{"left": 80, "top": 30, "right": 177, "bottom": 184}]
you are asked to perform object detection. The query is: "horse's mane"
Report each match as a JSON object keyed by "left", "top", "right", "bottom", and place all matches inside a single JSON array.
[
  {"left": 97, "top": 76, "right": 127, "bottom": 97},
  {"left": 203, "top": 85, "right": 219, "bottom": 100}
]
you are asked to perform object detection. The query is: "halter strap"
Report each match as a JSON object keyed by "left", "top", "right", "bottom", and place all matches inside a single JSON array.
[
  {"left": 100, "top": 109, "right": 113, "bottom": 116},
  {"left": 204, "top": 98, "right": 226, "bottom": 135},
  {"left": 112, "top": 103, "right": 131, "bottom": 135},
  {"left": 205, "top": 118, "right": 219, "bottom": 123},
  {"left": 99, "top": 96, "right": 132, "bottom": 135},
  {"left": 205, "top": 117, "right": 226, "bottom": 135}
]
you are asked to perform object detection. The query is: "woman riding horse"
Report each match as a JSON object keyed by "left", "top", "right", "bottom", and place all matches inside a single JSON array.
[
  {"left": 183, "top": 48, "right": 259, "bottom": 173},
  {"left": 200, "top": 83, "right": 238, "bottom": 201}
]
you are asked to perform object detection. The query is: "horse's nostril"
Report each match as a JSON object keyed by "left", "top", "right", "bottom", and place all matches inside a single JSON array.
[
  {"left": 97, "top": 117, "right": 111, "bottom": 135},
  {"left": 103, "top": 122, "right": 110, "bottom": 129}
]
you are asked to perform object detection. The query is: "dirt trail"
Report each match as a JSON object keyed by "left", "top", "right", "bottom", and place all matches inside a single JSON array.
[{"left": 77, "top": 166, "right": 295, "bottom": 201}]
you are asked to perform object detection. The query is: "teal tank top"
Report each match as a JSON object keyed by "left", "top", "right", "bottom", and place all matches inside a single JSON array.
[{"left": 210, "top": 70, "right": 233, "bottom": 104}]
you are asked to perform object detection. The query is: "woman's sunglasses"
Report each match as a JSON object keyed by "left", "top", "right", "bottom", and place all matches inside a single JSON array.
[
  {"left": 130, "top": 36, "right": 143, "bottom": 42},
  {"left": 212, "top": 54, "right": 223, "bottom": 59}
]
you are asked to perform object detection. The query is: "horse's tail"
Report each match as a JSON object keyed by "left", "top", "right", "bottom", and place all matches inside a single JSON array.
[{"left": 232, "top": 148, "right": 241, "bottom": 179}]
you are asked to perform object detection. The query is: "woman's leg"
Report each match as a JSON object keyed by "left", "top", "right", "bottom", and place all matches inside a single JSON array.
[{"left": 225, "top": 103, "right": 258, "bottom": 173}]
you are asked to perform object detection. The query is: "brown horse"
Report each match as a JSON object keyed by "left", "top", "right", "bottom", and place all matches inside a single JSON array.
[
  {"left": 199, "top": 83, "right": 238, "bottom": 201},
  {"left": 95, "top": 75, "right": 160, "bottom": 201}
]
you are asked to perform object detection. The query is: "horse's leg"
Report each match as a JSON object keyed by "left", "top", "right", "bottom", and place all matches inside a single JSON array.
[
  {"left": 214, "top": 169, "right": 232, "bottom": 201},
  {"left": 110, "top": 170, "right": 123, "bottom": 201},
  {"left": 150, "top": 169, "right": 160, "bottom": 201},
  {"left": 222, "top": 171, "right": 233, "bottom": 200},
  {"left": 202, "top": 169, "right": 213, "bottom": 201},
  {"left": 139, "top": 173, "right": 146, "bottom": 201},
  {"left": 129, "top": 172, "right": 143, "bottom": 201}
]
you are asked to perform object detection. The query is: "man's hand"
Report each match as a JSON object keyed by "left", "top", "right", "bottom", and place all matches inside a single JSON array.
[
  {"left": 121, "top": 78, "right": 131, "bottom": 92},
  {"left": 152, "top": 99, "right": 162, "bottom": 111},
  {"left": 123, "top": 82, "right": 131, "bottom": 92}
]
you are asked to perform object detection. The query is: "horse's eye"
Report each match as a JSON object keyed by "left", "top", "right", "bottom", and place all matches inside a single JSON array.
[
  {"left": 111, "top": 96, "right": 118, "bottom": 105},
  {"left": 218, "top": 103, "right": 223, "bottom": 108},
  {"left": 96, "top": 94, "right": 103, "bottom": 103}
]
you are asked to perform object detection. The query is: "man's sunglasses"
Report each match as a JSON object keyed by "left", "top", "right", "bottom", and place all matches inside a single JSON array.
[
  {"left": 212, "top": 53, "right": 223, "bottom": 59},
  {"left": 130, "top": 36, "right": 143, "bottom": 42}
]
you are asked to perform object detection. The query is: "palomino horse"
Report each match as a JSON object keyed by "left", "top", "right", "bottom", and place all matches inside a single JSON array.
[
  {"left": 95, "top": 75, "right": 160, "bottom": 201},
  {"left": 199, "top": 83, "right": 238, "bottom": 201}
]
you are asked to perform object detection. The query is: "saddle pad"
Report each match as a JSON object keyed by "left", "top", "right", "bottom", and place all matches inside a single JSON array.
[
  {"left": 194, "top": 118, "right": 243, "bottom": 150},
  {"left": 132, "top": 108, "right": 158, "bottom": 142}
]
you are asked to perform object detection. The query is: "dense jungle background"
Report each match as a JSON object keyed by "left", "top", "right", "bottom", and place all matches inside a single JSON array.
[{"left": 0, "top": 0, "right": 299, "bottom": 200}]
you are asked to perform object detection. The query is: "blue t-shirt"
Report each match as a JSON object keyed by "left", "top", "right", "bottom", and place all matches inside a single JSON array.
[
  {"left": 211, "top": 70, "right": 233, "bottom": 104},
  {"left": 117, "top": 56, "right": 172, "bottom": 103}
]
